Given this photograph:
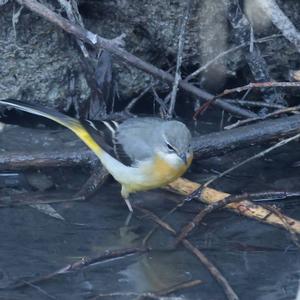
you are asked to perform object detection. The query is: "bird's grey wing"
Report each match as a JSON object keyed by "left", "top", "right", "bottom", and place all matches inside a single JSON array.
[
  {"left": 81, "top": 119, "right": 136, "bottom": 166},
  {"left": 82, "top": 117, "right": 164, "bottom": 167},
  {"left": 115, "top": 117, "right": 164, "bottom": 165}
]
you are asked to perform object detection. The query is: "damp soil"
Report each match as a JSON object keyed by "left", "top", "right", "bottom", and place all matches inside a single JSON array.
[{"left": 0, "top": 114, "right": 299, "bottom": 300}]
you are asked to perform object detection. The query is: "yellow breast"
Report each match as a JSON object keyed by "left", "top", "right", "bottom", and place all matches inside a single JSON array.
[
  {"left": 151, "top": 154, "right": 193, "bottom": 184},
  {"left": 124, "top": 153, "right": 193, "bottom": 194}
]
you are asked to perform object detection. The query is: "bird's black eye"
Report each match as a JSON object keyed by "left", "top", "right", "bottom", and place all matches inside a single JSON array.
[{"left": 166, "top": 143, "right": 175, "bottom": 151}]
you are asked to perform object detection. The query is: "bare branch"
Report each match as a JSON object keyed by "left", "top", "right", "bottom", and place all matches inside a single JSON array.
[
  {"left": 15, "top": 0, "right": 256, "bottom": 118},
  {"left": 257, "top": 0, "right": 300, "bottom": 53}
]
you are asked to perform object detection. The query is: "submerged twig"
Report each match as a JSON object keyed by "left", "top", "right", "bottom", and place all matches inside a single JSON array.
[
  {"left": 134, "top": 205, "right": 239, "bottom": 300},
  {"left": 0, "top": 192, "right": 85, "bottom": 208},
  {"left": 21, "top": 280, "right": 57, "bottom": 300},
  {"left": 156, "top": 279, "right": 203, "bottom": 296},
  {"left": 142, "top": 201, "right": 184, "bottom": 246},
  {"left": 91, "top": 292, "right": 183, "bottom": 300},
  {"left": 91, "top": 279, "right": 202, "bottom": 300},
  {"left": 5, "top": 247, "right": 147, "bottom": 290}
]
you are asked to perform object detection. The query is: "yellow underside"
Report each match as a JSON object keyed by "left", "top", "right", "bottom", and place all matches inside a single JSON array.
[{"left": 123, "top": 153, "right": 193, "bottom": 195}]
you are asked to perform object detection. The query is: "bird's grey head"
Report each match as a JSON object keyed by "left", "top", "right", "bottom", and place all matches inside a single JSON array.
[{"left": 159, "top": 120, "right": 193, "bottom": 165}]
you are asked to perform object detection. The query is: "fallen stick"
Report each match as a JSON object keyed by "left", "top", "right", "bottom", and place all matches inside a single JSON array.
[
  {"left": 193, "top": 114, "right": 300, "bottom": 158},
  {"left": 167, "top": 178, "right": 300, "bottom": 234},
  {"left": 1, "top": 113, "right": 300, "bottom": 170},
  {"left": 0, "top": 149, "right": 96, "bottom": 170}
]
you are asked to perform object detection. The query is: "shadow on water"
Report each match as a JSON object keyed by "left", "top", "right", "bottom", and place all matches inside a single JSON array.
[{"left": 0, "top": 118, "right": 300, "bottom": 299}]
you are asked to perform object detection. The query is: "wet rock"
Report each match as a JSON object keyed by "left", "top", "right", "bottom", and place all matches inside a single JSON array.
[
  {"left": 26, "top": 171, "right": 54, "bottom": 191},
  {"left": 0, "top": 2, "right": 90, "bottom": 109},
  {"left": 1, "top": 0, "right": 300, "bottom": 108}
]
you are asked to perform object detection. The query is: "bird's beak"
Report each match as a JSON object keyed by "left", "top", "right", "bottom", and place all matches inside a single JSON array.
[{"left": 179, "top": 153, "right": 188, "bottom": 165}]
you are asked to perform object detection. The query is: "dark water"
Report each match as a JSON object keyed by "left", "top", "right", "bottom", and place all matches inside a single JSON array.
[{"left": 0, "top": 121, "right": 300, "bottom": 300}]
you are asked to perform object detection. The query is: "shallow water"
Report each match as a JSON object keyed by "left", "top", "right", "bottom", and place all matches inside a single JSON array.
[{"left": 0, "top": 121, "right": 300, "bottom": 299}]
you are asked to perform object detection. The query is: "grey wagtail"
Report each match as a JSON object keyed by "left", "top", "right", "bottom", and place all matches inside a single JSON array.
[{"left": 0, "top": 99, "right": 193, "bottom": 211}]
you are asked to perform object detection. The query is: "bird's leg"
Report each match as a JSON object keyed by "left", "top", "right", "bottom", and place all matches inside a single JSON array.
[
  {"left": 124, "top": 197, "right": 133, "bottom": 212},
  {"left": 121, "top": 186, "right": 133, "bottom": 212}
]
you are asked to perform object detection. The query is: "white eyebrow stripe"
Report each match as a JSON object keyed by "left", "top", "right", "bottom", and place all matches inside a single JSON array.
[{"left": 162, "top": 134, "right": 179, "bottom": 153}]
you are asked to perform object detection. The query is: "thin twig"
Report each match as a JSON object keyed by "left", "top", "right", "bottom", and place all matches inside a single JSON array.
[
  {"left": 142, "top": 200, "right": 185, "bottom": 246},
  {"left": 168, "top": 0, "right": 191, "bottom": 117},
  {"left": 152, "top": 87, "right": 169, "bottom": 117},
  {"left": 259, "top": 204, "right": 300, "bottom": 248},
  {"left": 182, "top": 240, "right": 238, "bottom": 300},
  {"left": 194, "top": 81, "right": 300, "bottom": 119},
  {"left": 185, "top": 34, "right": 282, "bottom": 81},
  {"left": 57, "top": 0, "right": 89, "bottom": 57},
  {"left": 218, "top": 81, "right": 300, "bottom": 98},
  {"left": 176, "top": 194, "right": 249, "bottom": 243},
  {"left": 225, "top": 104, "right": 300, "bottom": 130},
  {"left": 125, "top": 85, "right": 153, "bottom": 112},
  {"left": 225, "top": 99, "right": 284, "bottom": 109},
  {"left": 176, "top": 191, "right": 300, "bottom": 244},
  {"left": 21, "top": 281, "right": 57, "bottom": 300},
  {"left": 203, "top": 132, "right": 300, "bottom": 188},
  {"left": 126, "top": 66, "right": 175, "bottom": 114},
  {"left": 76, "top": 161, "right": 109, "bottom": 199}
]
